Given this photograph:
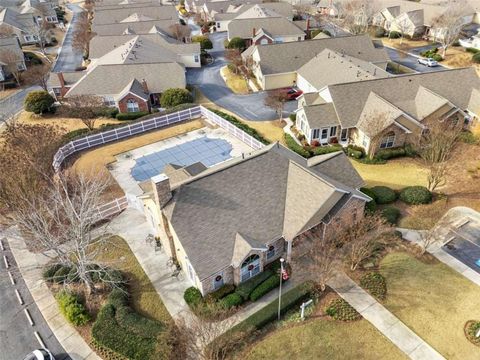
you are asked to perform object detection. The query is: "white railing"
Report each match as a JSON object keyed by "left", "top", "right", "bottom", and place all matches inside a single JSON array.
[
  {"left": 53, "top": 105, "right": 266, "bottom": 171},
  {"left": 95, "top": 196, "right": 128, "bottom": 221}
]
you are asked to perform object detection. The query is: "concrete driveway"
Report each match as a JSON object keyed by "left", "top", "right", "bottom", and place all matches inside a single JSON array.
[
  {"left": 52, "top": 4, "right": 84, "bottom": 73},
  {"left": 187, "top": 32, "right": 297, "bottom": 121}
]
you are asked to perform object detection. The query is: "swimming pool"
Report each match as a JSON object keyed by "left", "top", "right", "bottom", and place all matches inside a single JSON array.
[{"left": 131, "top": 136, "right": 233, "bottom": 181}]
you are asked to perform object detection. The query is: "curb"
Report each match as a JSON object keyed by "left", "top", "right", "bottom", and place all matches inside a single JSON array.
[{"left": 7, "top": 231, "right": 101, "bottom": 360}]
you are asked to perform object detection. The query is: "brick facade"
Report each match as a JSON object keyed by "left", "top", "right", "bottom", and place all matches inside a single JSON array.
[
  {"left": 253, "top": 35, "right": 273, "bottom": 46},
  {"left": 118, "top": 93, "right": 150, "bottom": 113}
]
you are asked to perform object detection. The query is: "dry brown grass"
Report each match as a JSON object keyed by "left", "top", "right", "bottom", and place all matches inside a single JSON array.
[
  {"left": 17, "top": 111, "right": 123, "bottom": 134},
  {"left": 220, "top": 66, "right": 249, "bottom": 94},
  {"left": 0, "top": 88, "right": 19, "bottom": 100},
  {"left": 380, "top": 37, "right": 433, "bottom": 49},
  {"left": 72, "top": 119, "right": 206, "bottom": 199}
]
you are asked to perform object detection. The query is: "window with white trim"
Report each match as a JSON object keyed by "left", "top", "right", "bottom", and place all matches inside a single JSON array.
[
  {"left": 240, "top": 254, "right": 260, "bottom": 282},
  {"left": 379, "top": 131, "right": 395, "bottom": 149},
  {"left": 266, "top": 245, "right": 275, "bottom": 260},
  {"left": 104, "top": 96, "right": 116, "bottom": 107},
  {"left": 362, "top": 133, "right": 369, "bottom": 147},
  {"left": 194, "top": 54, "right": 199, "bottom": 63},
  {"left": 213, "top": 274, "right": 224, "bottom": 290},
  {"left": 126, "top": 99, "right": 140, "bottom": 112},
  {"left": 312, "top": 128, "right": 320, "bottom": 139},
  {"left": 330, "top": 126, "right": 337, "bottom": 137}
]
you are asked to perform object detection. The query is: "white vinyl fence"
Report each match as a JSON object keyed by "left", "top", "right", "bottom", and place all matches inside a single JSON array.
[
  {"left": 52, "top": 105, "right": 266, "bottom": 171},
  {"left": 94, "top": 196, "right": 128, "bottom": 221}
]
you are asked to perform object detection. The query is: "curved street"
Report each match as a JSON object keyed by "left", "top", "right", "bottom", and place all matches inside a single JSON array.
[{"left": 186, "top": 32, "right": 297, "bottom": 121}]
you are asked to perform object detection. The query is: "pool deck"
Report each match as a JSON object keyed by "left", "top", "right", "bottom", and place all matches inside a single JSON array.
[{"left": 109, "top": 126, "right": 254, "bottom": 196}]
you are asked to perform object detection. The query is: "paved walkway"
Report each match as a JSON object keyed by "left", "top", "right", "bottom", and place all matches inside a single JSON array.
[
  {"left": 106, "top": 208, "right": 193, "bottom": 319},
  {"left": 328, "top": 272, "right": 444, "bottom": 360},
  {"left": 6, "top": 228, "right": 101, "bottom": 360},
  {"left": 398, "top": 228, "right": 480, "bottom": 287}
]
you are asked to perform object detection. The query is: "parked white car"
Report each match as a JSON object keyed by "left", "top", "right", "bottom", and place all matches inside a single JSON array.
[
  {"left": 23, "top": 349, "right": 56, "bottom": 360},
  {"left": 418, "top": 58, "right": 439, "bottom": 67}
]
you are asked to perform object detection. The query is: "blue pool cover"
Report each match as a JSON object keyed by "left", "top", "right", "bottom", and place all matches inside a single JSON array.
[{"left": 131, "top": 136, "right": 233, "bottom": 181}]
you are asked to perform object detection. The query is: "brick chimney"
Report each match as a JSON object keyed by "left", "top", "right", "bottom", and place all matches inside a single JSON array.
[
  {"left": 306, "top": 17, "right": 310, "bottom": 31},
  {"left": 252, "top": 27, "right": 256, "bottom": 37},
  {"left": 152, "top": 174, "right": 172, "bottom": 209},
  {"left": 141, "top": 78, "right": 149, "bottom": 94}
]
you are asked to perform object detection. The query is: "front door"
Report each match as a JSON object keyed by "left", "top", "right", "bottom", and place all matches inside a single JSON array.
[
  {"left": 240, "top": 254, "right": 260, "bottom": 282},
  {"left": 321, "top": 128, "right": 329, "bottom": 143}
]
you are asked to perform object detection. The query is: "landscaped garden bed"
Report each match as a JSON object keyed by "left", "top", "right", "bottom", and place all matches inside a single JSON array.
[{"left": 43, "top": 236, "right": 178, "bottom": 360}]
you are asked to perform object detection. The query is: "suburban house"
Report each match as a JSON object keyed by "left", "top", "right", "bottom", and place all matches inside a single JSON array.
[
  {"left": 227, "top": 5, "right": 304, "bottom": 46},
  {"left": 18, "top": 0, "right": 58, "bottom": 24},
  {"left": 0, "top": 7, "right": 42, "bottom": 44},
  {"left": 54, "top": 35, "right": 190, "bottom": 112},
  {"left": 88, "top": 33, "right": 201, "bottom": 67},
  {"left": 143, "top": 143, "right": 369, "bottom": 295},
  {"left": 295, "top": 68, "right": 480, "bottom": 155},
  {"left": 0, "top": 35, "right": 26, "bottom": 82},
  {"left": 213, "top": 2, "right": 293, "bottom": 31},
  {"left": 92, "top": 19, "right": 179, "bottom": 37},
  {"left": 192, "top": 0, "right": 261, "bottom": 22},
  {"left": 242, "top": 34, "right": 390, "bottom": 90},
  {"left": 48, "top": 71, "right": 84, "bottom": 98},
  {"left": 92, "top": 4, "right": 178, "bottom": 26}
]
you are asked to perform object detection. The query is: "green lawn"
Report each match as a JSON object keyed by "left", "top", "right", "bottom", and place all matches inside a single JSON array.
[
  {"left": 351, "top": 159, "right": 428, "bottom": 190},
  {"left": 244, "top": 319, "right": 407, "bottom": 360},
  {"left": 380, "top": 252, "right": 480, "bottom": 360},
  {"left": 97, "top": 236, "right": 172, "bottom": 325}
]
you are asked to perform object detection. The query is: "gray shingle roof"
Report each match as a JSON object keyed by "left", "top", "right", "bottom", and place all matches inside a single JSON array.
[
  {"left": 92, "top": 19, "right": 178, "bottom": 36},
  {"left": 327, "top": 67, "right": 480, "bottom": 129},
  {"left": 92, "top": 4, "right": 178, "bottom": 25},
  {"left": 251, "top": 34, "right": 390, "bottom": 75},
  {"left": 164, "top": 144, "right": 367, "bottom": 279},
  {"left": 297, "top": 48, "right": 390, "bottom": 91},
  {"left": 302, "top": 103, "right": 339, "bottom": 129},
  {"left": 228, "top": 17, "right": 304, "bottom": 39}
]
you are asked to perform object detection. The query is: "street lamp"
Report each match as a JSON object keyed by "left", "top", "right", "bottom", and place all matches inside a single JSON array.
[{"left": 277, "top": 257, "right": 285, "bottom": 321}]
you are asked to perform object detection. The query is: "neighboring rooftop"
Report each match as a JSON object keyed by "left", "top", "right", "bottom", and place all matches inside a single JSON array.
[
  {"left": 228, "top": 16, "right": 304, "bottom": 39},
  {"left": 92, "top": 4, "right": 178, "bottom": 25}
]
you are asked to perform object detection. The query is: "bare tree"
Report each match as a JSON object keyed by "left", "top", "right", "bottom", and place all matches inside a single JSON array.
[
  {"left": 394, "top": 16, "right": 411, "bottom": 45},
  {"left": 11, "top": 172, "right": 115, "bottom": 294},
  {"left": 58, "top": 95, "right": 104, "bottom": 130},
  {"left": 169, "top": 24, "right": 191, "bottom": 42},
  {"left": 0, "top": 24, "right": 15, "bottom": 37},
  {"left": 292, "top": 226, "right": 340, "bottom": 291},
  {"left": 0, "top": 49, "right": 23, "bottom": 85},
  {"left": 338, "top": 213, "right": 393, "bottom": 271},
  {"left": 417, "top": 118, "right": 462, "bottom": 191},
  {"left": 175, "top": 305, "right": 245, "bottom": 360},
  {"left": 356, "top": 111, "right": 391, "bottom": 159},
  {"left": 264, "top": 89, "right": 289, "bottom": 122},
  {"left": 22, "top": 63, "right": 50, "bottom": 91},
  {"left": 26, "top": 22, "right": 52, "bottom": 55},
  {"left": 336, "top": 0, "right": 379, "bottom": 35},
  {"left": 224, "top": 49, "right": 243, "bottom": 75},
  {"left": 72, "top": 12, "right": 95, "bottom": 58},
  {"left": 430, "top": 0, "right": 466, "bottom": 57}
]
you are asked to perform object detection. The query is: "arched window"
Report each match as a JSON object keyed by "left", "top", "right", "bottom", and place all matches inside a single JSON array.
[
  {"left": 266, "top": 245, "right": 275, "bottom": 260},
  {"left": 260, "top": 38, "right": 269, "bottom": 45},
  {"left": 126, "top": 99, "right": 140, "bottom": 113},
  {"left": 240, "top": 254, "right": 260, "bottom": 282},
  {"left": 380, "top": 131, "right": 395, "bottom": 149},
  {"left": 213, "top": 274, "right": 224, "bottom": 290}
]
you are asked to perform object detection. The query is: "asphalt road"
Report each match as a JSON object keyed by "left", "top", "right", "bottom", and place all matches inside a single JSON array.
[
  {"left": 0, "top": 85, "right": 41, "bottom": 123},
  {"left": 0, "top": 237, "right": 70, "bottom": 360},
  {"left": 186, "top": 32, "right": 297, "bottom": 121},
  {"left": 52, "top": 4, "right": 84, "bottom": 73},
  {"left": 385, "top": 46, "right": 447, "bottom": 73}
]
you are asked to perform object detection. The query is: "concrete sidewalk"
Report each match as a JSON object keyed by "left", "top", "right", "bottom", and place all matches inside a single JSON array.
[
  {"left": 106, "top": 208, "right": 193, "bottom": 319},
  {"left": 398, "top": 228, "right": 480, "bottom": 287},
  {"left": 329, "top": 272, "right": 444, "bottom": 360},
  {"left": 6, "top": 229, "right": 101, "bottom": 360}
]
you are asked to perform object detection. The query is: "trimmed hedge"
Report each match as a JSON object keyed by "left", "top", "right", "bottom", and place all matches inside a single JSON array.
[
  {"left": 360, "top": 272, "right": 387, "bottom": 300},
  {"left": 53, "top": 265, "right": 72, "bottom": 283},
  {"left": 24, "top": 90, "right": 55, "bottom": 114},
  {"left": 234, "top": 282, "right": 313, "bottom": 332},
  {"left": 42, "top": 264, "right": 63, "bottom": 281},
  {"left": 399, "top": 186, "right": 432, "bottom": 205},
  {"left": 388, "top": 31, "right": 401, "bottom": 39},
  {"left": 312, "top": 144, "right": 342, "bottom": 156},
  {"left": 249, "top": 275, "right": 280, "bottom": 302},
  {"left": 236, "top": 270, "right": 273, "bottom": 301},
  {"left": 206, "top": 284, "right": 235, "bottom": 302},
  {"left": 370, "top": 186, "right": 397, "bottom": 204},
  {"left": 473, "top": 52, "right": 480, "bottom": 63},
  {"left": 375, "top": 147, "right": 406, "bottom": 160},
  {"left": 56, "top": 290, "right": 91, "bottom": 326},
  {"left": 284, "top": 133, "right": 310, "bottom": 158},
  {"left": 325, "top": 298, "right": 360, "bottom": 321},
  {"left": 209, "top": 108, "right": 270, "bottom": 145},
  {"left": 92, "top": 289, "right": 169, "bottom": 360},
  {"left": 116, "top": 111, "right": 149, "bottom": 121},
  {"left": 160, "top": 88, "right": 193, "bottom": 108},
  {"left": 360, "top": 187, "right": 377, "bottom": 213},
  {"left": 346, "top": 145, "right": 365, "bottom": 159},
  {"left": 220, "top": 293, "right": 244, "bottom": 309},
  {"left": 184, "top": 287, "right": 203, "bottom": 307},
  {"left": 382, "top": 206, "right": 401, "bottom": 225}
]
